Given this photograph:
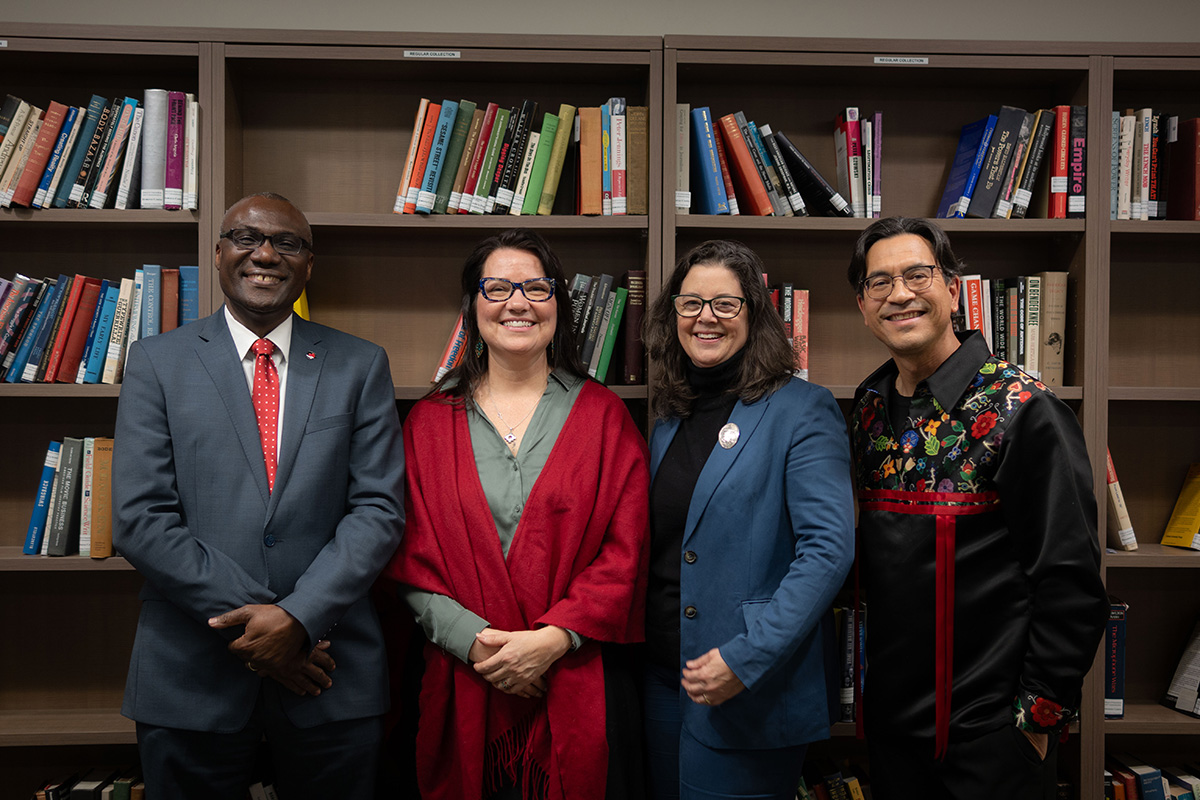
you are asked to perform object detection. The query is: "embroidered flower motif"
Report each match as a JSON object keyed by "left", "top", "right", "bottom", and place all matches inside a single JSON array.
[
  {"left": 946, "top": 446, "right": 961, "bottom": 461},
  {"left": 1018, "top": 391, "right": 1032, "bottom": 403},
  {"left": 916, "top": 478, "right": 926, "bottom": 492},
  {"left": 924, "top": 419, "right": 941, "bottom": 436},
  {"left": 980, "top": 363, "right": 997, "bottom": 375},
  {"left": 971, "top": 410, "right": 999, "bottom": 438},
  {"left": 881, "top": 460, "right": 897, "bottom": 477},
  {"left": 960, "top": 459, "right": 977, "bottom": 480},
  {"left": 900, "top": 430, "right": 919, "bottom": 453},
  {"left": 1031, "top": 697, "right": 1065, "bottom": 728},
  {"left": 936, "top": 478, "right": 954, "bottom": 492}
]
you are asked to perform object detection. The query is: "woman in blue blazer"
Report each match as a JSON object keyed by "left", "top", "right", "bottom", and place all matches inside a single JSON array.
[{"left": 642, "top": 240, "right": 855, "bottom": 800}]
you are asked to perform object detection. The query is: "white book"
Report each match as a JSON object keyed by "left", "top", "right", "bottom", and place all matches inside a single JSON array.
[
  {"left": 1117, "top": 115, "right": 1135, "bottom": 220},
  {"left": 41, "top": 467, "right": 61, "bottom": 556},
  {"left": 101, "top": 277, "right": 136, "bottom": 385},
  {"left": 115, "top": 106, "right": 145, "bottom": 210},
  {"left": 509, "top": 130, "right": 540, "bottom": 216},
  {"left": 861, "top": 119, "right": 874, "bottom": 222},
  {"left": 675, "top": 103, "right": 690, "bottom": 214},
  {"left": 124, "top": 268, "right": 145, "bottom": 377},
  {"left": 140, "top": 88, "right": 168, "bottom": 209},
  {"left": 183, "top": 94, "right": 199, "bottom": 209},
  {"left": 79, "top": 437, "right": 96, "bottom": 557},
  {"left": 0, "top": 111, "right": 42, "bottom": 207},
  {"left": 0, "top": 99, "right": 31, "bottom": 179},
  {"left": 1024, "top": 275, "right": 1041, "bottom": 380},
  {"left": 1137, "top": 108, "right": 1152, "bottom": 220}
]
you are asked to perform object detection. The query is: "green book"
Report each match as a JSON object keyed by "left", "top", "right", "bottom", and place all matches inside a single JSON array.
[
  {"left": 432, "top": 99, "right": 476, "bottom": 214},
  {"left": 470, "top": 107, "right": 509, "bottom": 214},
  {"left": 594, "top": 286, "right": 628, "bottom": 384},
  {"left": 521, "top": 113, "right": 559, "bottom": 215},
  {"left": 538, "top": 103, "right": 576, "bottom": 215}
]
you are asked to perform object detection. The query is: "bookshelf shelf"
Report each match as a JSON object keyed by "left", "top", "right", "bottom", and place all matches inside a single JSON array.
[
  {"left": 0, "top": 209, "right": 200, "bottom": 225},
  {"left": 1105, "top": 703, "right": 1200, "bottom": 736},
  {"left": 306, "top": 212, "right": 651, "bottom": 231},
  {"left": 0, "top": 384, "right": 122, "bottom": 398},
  {"left": 0, "top": 547, "right": 133, "bottom": 572},
  {"left": 0, "top": 710, "right": 136, "bottom": 747},
  {"left": 1109, "top": 220, "right": 1200, "bottom": 235},
  {"left": 1106, "top": 543, "right": 1200, "bottom": 568},
  {"left": 1109, "top": 387, "right": 1200, "bottom": 402}
]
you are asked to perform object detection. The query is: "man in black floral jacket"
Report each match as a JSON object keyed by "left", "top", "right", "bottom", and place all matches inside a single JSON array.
[{"left": 847, "top": 216, "right": 1106, "bottom": 799}]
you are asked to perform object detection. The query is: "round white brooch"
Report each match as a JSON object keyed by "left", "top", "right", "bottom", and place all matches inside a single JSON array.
[{"left": 718, "top": 422, "right": 740, "bottom": 450}]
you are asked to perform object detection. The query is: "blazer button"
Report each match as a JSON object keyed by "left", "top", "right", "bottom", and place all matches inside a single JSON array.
[
  {"left": 684, "top": 550, "right": 697, "bottom": 564},
  {"left": 684, "top": 605, "right": 697, "bottom": 619},
  {"left": 264, "top": 534, "right": 276, "bottom": 547}
]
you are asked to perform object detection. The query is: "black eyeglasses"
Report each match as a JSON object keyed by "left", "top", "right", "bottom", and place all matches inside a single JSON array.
[
  {"left": 671, "top": 294, "right": 746, "bottom": 319},
  {"left": 220, "top": 228, "right": 313, "bottom": 256},
  {"left": 478, "top": 277, "right": 556, "bottom": 302},
  {"left": 861, "top": 265, "right": 940, "bottom": 300}
]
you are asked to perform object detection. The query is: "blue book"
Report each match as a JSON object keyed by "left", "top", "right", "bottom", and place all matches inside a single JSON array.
[
  {"left": 689, "top": 107, "right": 729, "bottom": 215},
  {"left": 415, "top": 101, "right": 459, "bottom": 214},
  {"left": 83, "top": 284, "right": 120, "bottom": 384},
  {"left": 140, "top": 264, "right": 161, "bottom": 339},
  {"left": 51, "top": 94, "right": 106, "bottom": 208},
  {"left": 6, "top": 275, "right": 65, "bottom": 383},
  {"left": 179, "top": 266, "right": 200, "bottom": 325},
  {"left": 32, "top": 106, "right": 79, "bottom": 208},
  {"left": 24, "top": 441, "right": 62, "bottom": 554},
  {"left": 936, "top": 115, "right": 996, "bottom": 219},
  {"left": 73, "top": 279, "right": 110, "bottom": 383}
]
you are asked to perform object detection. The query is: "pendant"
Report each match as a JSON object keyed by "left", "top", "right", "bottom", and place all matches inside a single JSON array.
[
  {"left": 718, "top": 423, "right": 740, "bottom": 449},
  {"left": 503, "top": 432, "right": 517, "bottom": 444}
]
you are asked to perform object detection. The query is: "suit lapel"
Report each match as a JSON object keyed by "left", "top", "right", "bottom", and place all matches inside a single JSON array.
[
  {"left": 682, "top": 395, "right": 769, "bottom": 546},
  {"left": 649, "top": 417, "right": 681, "bottom": 477},
  {"left": 195, "top": 312, "right": 270, "bottom": 506},
  {"left": 268, "top": 317, "right": 324, "bottom": 520}
]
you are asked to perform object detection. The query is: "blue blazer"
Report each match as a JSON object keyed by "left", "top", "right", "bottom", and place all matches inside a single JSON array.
[
  {"left": 113, "top": 310, "right": 405, "bottom": 733},
  {"left": 650, "top": 377, "right": 854, "bottom": 749}
]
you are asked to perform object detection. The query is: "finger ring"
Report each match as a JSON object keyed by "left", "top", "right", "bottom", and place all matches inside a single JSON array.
[
  {"left": 246, "top": 662, "right": 258, "bottom": 672},
  {"left": 702, "top": 693, "right": 711, "bottom": 704},
  {"left": 500, "top": 679, "right": 511, "bottom": 689}
]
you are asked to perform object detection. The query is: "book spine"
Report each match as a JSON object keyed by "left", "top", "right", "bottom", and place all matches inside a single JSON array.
[
  {"left": 520, "top": 113, "right": 558, "bottom": 215},
  {"left": 0, "top": 110, "right": 43, "bottom": 206},
  {"left": 792, "top": 288, "right": 809, "bottom": 380},
  {"left": 416, "top": 100, "right": 459, "bottom": 213},
  {"left": 89, "top": 97, "right": 138, "bottom": 208},
  {"left": 163, "top": 91, "right": 186, "bottom": 209},
  {"left": 610, "top": 98, "right": 627, "bottom": 215},
  {"left": 871, "top": 110, "right": 883, "bottom": 216},
  {"left": 1105, "top": 449, "right": 1138, "bottom": 551},
  {"left": 32, "top": 104, "right": 78, "bottom": 208},
  {"left": 447, "top": 106, "right": 484, "bottom": 213},
  {"left": 139, "top": 89, "right": 168, "bottom": 209},
  {"left": 433, "top": 99, "right": 475, "bottom": 214},
  {"left": 494, "top": 100, "right": 536, "bottom": 214},
  {"left": 179, "top": 266, "right": 200, "bottom": 325},
  {"left": 1036, "top": 271, "right": 1067, "bottom": 386},
  {"left": 760, "top": 123, "right": 805, "bottom": 215},
  {"left": 587, "top": 289, "right": 617, "bottom": 377},
  {"left": 432, "top": 312, "right": 466, "bottom": 383},
  {"left": 956, "top": 115, "right": 997, "bottom": 218},
  {"left": 73, "top": 280, "right": 109, "bottom": 383},
  {"left": 182, "top": 94, "right": 199, "bottom": 210},
  {"left": 101, "top": 278, "right": 135, "bottom": 385},
  {"left": 23, "top": 441, "right": 62, "bottom": 554},
  {"left": 675, "top": 103, "right": 691, "bottom": 214},
  {"left": 772, "top": 130, "right": 852, "bottom": 217},
  {"left": 84, "top": 284, "right": 120, "bottom": 384},
  {"left": 141, "top": 265, "right": 161, "bottom": 339},
  {"left": 460, "top": 102, "right": 498, "bottom": 213},
  {"left": 471, "top": 106, "right": 508, "bottom": 214},
  {"left": 594, "top": 286, "right": 628, "bottom": 384},
  {"left": 992, "top": 112, "right": 1034, "bottom": 219},
  {"left": 509, "top": 130, "right": 540, "bottom": 215},
  {"left": 46, "top": 436, "right": 83, "bottom": 556},
  {"left": 536, "top": 104, "right": 576, "bottom": 216},
  {"left": 1048, "top": 105, "right": 1071, "bottom": 219},
  {"left": 67, "top": 99, "right": 115, "bottom": 207},
  {"left": 79, "top": 437, "right": 96, "bottom": 556},
  {"left": 968, "top": 107, "right": 1025, "bottom": 219},
  {"left": 736, "top": 112, "right": 783, "bottom": 215},
  {"left": 1067, "top": 105, "right": 1087, "bottom": 218},
  {"left": 718, "top": 114, "right": 771, "bottom": 216},
  {"left": 690, "top": 107, "right": 729, "bottom": 215},
  {"left": 393, "top": 98, "right": 430, "bottom": 213}
]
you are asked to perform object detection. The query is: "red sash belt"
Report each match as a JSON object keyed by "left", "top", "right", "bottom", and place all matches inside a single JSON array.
[{"left": 857, "top": 488, "right": 1000, "bottom": 759}]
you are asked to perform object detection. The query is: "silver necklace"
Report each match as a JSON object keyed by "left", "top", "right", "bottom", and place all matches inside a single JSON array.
[{"left": 488, "top": 382, "right": 544, "bottom": 446}]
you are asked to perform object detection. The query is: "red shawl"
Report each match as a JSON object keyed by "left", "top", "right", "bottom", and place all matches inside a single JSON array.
[{"left": 385, "top": 381, "right": 650, "bottom": 800}]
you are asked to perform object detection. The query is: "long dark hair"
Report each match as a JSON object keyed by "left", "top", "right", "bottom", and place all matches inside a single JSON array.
[
  {"left": 847, "top": 216, "right": 965, "bottom": 294},
  {"left": 433, "top": 228, "right": 586, "bottom": 401},
  {"left": 645, "top": 240, "right": 793, "bottom": 419}
]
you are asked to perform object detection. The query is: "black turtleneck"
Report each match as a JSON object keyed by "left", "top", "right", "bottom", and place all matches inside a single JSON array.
[{"left": 645, "top": 349, "right": 744, "bottom": 670}]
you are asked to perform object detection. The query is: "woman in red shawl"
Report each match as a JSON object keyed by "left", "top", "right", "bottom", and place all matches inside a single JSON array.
[{"left": 385, "top": 229, "right": 650, "bottom": 800}]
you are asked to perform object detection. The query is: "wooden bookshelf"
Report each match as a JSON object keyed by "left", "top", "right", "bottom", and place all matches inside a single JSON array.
[{"left": 2, "top": 22, "right": 1199, "bottom": 800}]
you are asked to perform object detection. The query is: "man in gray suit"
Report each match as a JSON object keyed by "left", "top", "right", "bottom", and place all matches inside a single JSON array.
[{"left": 113, "top": 192, "right": 404, "bottom": 798}]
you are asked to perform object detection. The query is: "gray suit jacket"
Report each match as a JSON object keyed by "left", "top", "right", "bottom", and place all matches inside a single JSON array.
[{"left": 113, "top": 310, "right": 404, "bottom": 732}]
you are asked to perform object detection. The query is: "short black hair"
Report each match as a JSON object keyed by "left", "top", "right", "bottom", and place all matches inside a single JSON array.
[{"left": 847, "top": 216, "right": 965, "bottom": 295}]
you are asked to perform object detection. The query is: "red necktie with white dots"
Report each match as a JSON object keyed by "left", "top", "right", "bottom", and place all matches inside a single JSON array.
[{"left": 251, "top": 338, "right": 279, "bottom": 492}]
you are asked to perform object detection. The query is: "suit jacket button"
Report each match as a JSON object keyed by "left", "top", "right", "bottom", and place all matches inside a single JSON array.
[
  {"left": 684, "top": 605, "right": 697, "bottom": 619},
  {"left": 264, "top": 534, "right": 276, "bottom": 547},
  {"left": 684, "top": 550, "right": 697, "bottom": 564}
]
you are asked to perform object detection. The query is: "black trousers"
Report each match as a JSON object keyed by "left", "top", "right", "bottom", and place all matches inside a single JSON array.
[
  {"left": 136, "top": 682, "right": 383, "bottom": 800},
  {"left": 868, "top": 724, "right": 1058, "bottom": 800}
]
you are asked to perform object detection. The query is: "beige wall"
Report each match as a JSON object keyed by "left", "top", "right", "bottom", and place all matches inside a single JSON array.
[{"left": 5, "top": 0, "right": 1200, "bottom": 41}]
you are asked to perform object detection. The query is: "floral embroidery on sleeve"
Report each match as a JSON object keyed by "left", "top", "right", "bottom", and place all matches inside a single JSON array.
[{"left": 1013, "top": 690, "right": 1075, "bottom": 735}]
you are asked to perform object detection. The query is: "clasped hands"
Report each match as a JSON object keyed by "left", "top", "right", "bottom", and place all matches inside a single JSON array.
[
  {"left": 209, "top": 604, "right": 334, "bottom": 697},
  {"left": 470, "top": 626, "right": 573, "bottom": 700},
  {"left": 682, "top": 647, "right": 744, "bottom": 706}
]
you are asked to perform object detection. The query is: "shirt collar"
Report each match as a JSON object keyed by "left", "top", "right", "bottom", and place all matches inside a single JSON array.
[
  {"left": 224, "top": 306, "right": 294, "bottom": 363},
  {"left": 859, "top": 330, "right": 990, "bottom": 410}
]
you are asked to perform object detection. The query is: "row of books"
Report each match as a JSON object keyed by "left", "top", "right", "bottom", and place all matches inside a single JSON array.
[
  {"left": 0, "top": 89, "right": 198, "bottom": 212},
  {"left": 951, "top": 271, "right": 1068, "bottom": 386},
  {"left": 938, "top": 104, "right": 1084, "bottom": 221},
  {"left": 796, "top": 759, "right": 870, "bottom": 800},
  {"left": 31, "top": 768, "right": 142, "bottom": 800},
  {"left": 1107, "top": 456, "right": 1200, "bottom": 554},
  {"left": 1106, "top": 754, "right": 1200, "bottom": 800},
  {"left": 833, "top": 604, "right": 865, "bottom": 725},
  {"left": 768, "top": 282, "right": 811, "bottom": 381},
  {"left": 1112, "top": 112, "right": 1200, "bottom": 221},
  {"left": 1105, "top": 592, "right": 1200, "bottom": 728},
  {"left": 678, "top": 104, "right": 855, "bottom": 218},
  {"left": 0, "top": 266, "right": 199, "bottom": 385},
  {"left": 392, "top": 97, "right": 649, "bottom": 217},
  {"left": 24, "top": 436, "right": 113, "bottom": 557}
]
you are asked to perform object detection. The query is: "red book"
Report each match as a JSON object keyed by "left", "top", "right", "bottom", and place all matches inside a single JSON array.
[
  {"left": 431, "top": 311, "right": 466, "bottom": 383},
  {"left": 10, "top": 101, "right": 68, "bottom": 208},
  {"left": 717, "top": 114, "right": 772, "bottom": 215},
  {"left": 54, "top": 276, "right": 103, "bottom": 383},
  {"left": 160, "top": 268, "right": 180, "bottom": 332},
  {"left": 403, "top": 102, "right": 441, "bottom": 214},
  {"left": 44, "top": 274, "right": 98, "bottom": 382},
  {"left": 459, "top": 102, "right": 498, "bottom": 214},
  {"left": 1047, "top": 105, "right": 1071, "bottom": 219},
  {"left": 1167, "top": 117, "right": 1200, "bottom": 221},
  {"left": 713, "top": 123, "right": 740, "bottom": 215}
]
